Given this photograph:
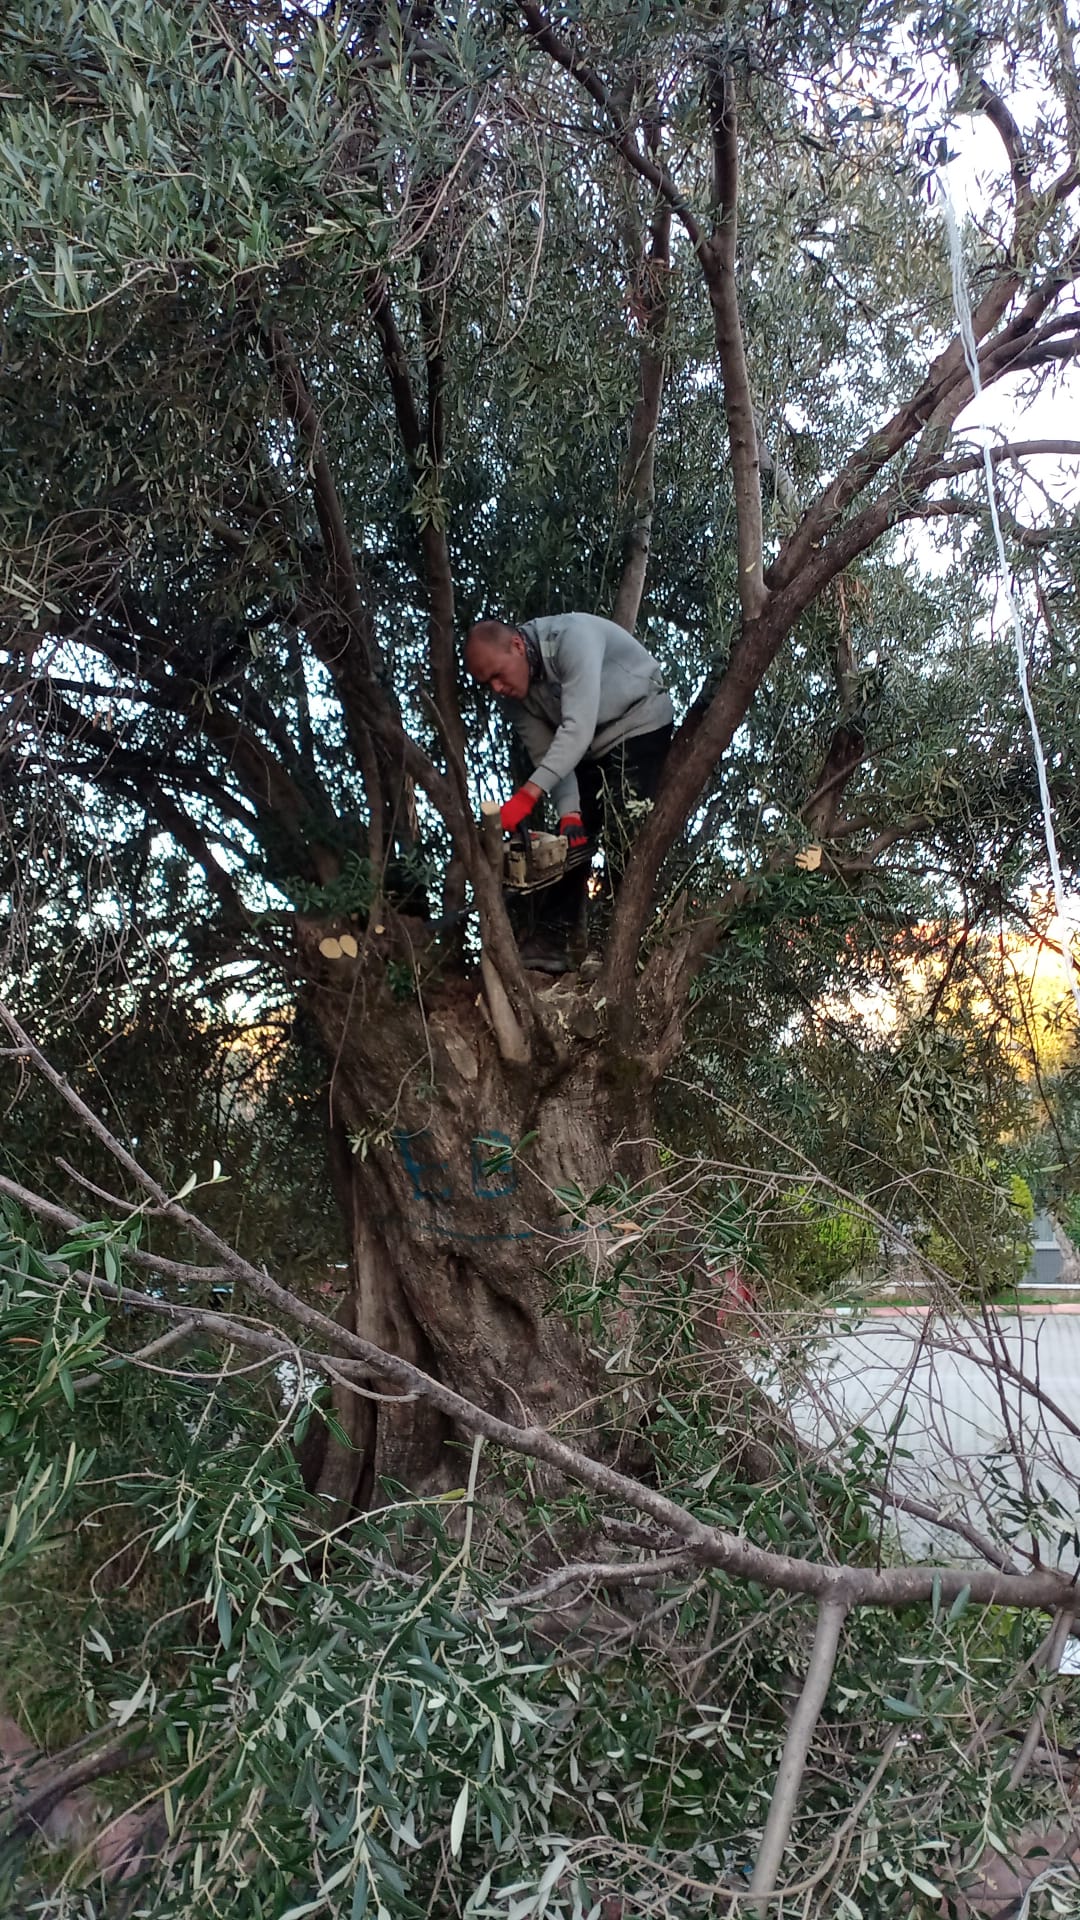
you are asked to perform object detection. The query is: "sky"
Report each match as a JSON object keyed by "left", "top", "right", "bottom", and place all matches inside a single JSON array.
[{"left": 940, "top": 98, "right": 1080, "bottom": 507}]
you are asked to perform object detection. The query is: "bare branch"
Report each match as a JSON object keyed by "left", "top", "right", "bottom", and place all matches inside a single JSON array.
[
  {"left": 872, "top": 1483, "right": 1019, "bottom": 1575},
  {"left": 825, "top": 816, "right": 933, "bottom": 875},
  {"left": 505, "top": 1552, "right": 693, "bottom": 1608},
  {"left": 73, "top": 1322, "right": 197, "bottom": 1394},
  {"left": 0, "top": 1733, "right": 151, "bottom": 1841},
  {"left": 611, "top": 189, "right": 672, "bottom": 634},
  {"left": 998, "top": 336, "right": 1080, "bottom": 370},
  {"left": 748, "top": 1599, "right": 847, "bottom": 1914},
  {"left": 897, "top": 495, "right": 1064, "bottom": 548},
  {"left": 704, "top": 64, "right": 766, "bottom": 623},
  {"left": 972, "top": 79, "right": 1034, "bottom": 235},
  {"left": 923, "top": 437, "right": 1080, "bottom": 484}
]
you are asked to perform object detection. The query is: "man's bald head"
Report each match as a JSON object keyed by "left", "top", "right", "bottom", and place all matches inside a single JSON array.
[{"left": 464, "top": 620, "right": 530, "bottom": 700}]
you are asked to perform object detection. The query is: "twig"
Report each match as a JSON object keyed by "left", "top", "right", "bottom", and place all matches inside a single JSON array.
[
  {"left": 504, "top": 1551, "right": 693, "bottom": 1609},
  {"left": 1008, "top": 1606, "right": 1074, "bottom": 1789},
  {"left": 73, "top": 1322, "right": 195, "bottom": 1392},
  {"left": 454, "top": 1434, "right": 484, "bottom": 1608},
  {"left": 54, "top": 1156, "right": 143, "bottom": 1215}
]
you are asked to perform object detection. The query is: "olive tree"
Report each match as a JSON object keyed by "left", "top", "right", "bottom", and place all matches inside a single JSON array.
[{"left": 3, "top": 0, "right": 1080, "bottom": 1560}]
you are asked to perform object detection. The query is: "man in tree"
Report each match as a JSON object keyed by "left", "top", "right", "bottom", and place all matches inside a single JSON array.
[{"left": 464, "top": 613, "right": 674, "bottom": 971}]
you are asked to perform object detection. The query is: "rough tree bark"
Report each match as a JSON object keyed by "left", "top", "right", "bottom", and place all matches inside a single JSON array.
[{"left": 298, "top": 917, "right": 666, "bottom": 1506}]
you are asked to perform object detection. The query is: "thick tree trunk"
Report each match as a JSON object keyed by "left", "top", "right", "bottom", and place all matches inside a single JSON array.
[{"left": 298, "top": 920, "right": 660, "bottom": 1508}]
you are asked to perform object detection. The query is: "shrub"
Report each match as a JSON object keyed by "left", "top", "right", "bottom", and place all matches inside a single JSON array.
[{"left": 764, "top": 1188, "right": 877, "bottom": 1297}]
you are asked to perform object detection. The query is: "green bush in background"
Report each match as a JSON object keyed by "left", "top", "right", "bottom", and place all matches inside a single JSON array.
[{"left": 762, "top": 1188, "right": 878, "bottom": 1298}]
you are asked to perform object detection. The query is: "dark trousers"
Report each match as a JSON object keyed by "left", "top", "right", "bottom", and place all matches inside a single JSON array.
[{"left": 537, "top": 723, "right": 673, "bottom": 937}]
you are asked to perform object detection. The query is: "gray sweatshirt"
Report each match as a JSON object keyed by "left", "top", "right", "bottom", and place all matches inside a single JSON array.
[{"left": 507, "top": 613, "right": 673, "bottom": 819}]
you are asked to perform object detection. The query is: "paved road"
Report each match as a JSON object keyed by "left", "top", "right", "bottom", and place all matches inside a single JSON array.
[{"left": 781, "top": 1312, "right": 1080, "bottom": 1564}]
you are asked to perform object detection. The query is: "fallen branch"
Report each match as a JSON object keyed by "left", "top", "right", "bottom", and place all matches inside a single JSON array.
[
  {"left": 747, "top": 1598, "right": 847, "bottom": 1915},
  {"left": 3, "top": 997, "right": 1080, "bottom": 1620},
  {"left": 0, "top": 1713, "right": 159, "bottom": 1886},
  {"left": 0, "top": 1733, "right": 151, "bottom": 1841},
  {"left": 67, "top": 1256, "right": 1074, "bottom": 1616}
]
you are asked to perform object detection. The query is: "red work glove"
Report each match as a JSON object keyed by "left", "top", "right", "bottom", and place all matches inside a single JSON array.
[
  {"left": 558, "top": 812, "right": 588, "bottom": 850},
  {"left": 499, "top": 787, "right": 538, "bottom": 833}
]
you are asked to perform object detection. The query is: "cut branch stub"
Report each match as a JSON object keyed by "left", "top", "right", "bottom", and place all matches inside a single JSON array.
[
  {"left": 480, "top": 800, "right": 504, "bottom": 873},
  {"left": 477, "top": 806, "right": 529, "bottom": 1062}
]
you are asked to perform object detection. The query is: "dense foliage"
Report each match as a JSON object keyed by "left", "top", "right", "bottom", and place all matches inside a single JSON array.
[{"left": 4, "top": 1199, "right": 1080, "bottom": 1920}]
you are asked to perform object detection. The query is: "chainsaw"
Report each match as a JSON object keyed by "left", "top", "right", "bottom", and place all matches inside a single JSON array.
[
  {"left": 479, "top": 801, "right": 593, "bottom": 895},
  {"left": 502, "top": 826, "right": 594, "bottom": 894}
]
